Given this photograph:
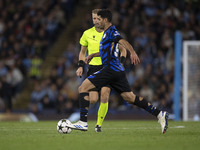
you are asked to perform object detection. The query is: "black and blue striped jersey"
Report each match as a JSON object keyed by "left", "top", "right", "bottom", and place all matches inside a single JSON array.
[{"left": 99, "top": 25, "right": 124, "bottom": 72}]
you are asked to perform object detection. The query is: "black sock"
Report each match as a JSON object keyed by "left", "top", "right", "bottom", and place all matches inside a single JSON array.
[
  {"left": 133, "top": 96, "right": 160, "bottom": 117},
  {"left": 79, "top": 93, "right": 90, "bottom": 122}
]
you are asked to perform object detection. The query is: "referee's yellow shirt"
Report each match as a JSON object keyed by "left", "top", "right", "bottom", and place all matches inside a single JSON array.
[{"left": 80, "top": 26, "right": 103, "bottom": 65}]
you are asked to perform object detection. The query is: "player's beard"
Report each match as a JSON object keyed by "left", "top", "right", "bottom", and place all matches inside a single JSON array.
[
  {"left": 95, "top": 23, "right": 103, "bottom": 31},
  {"left": 99, "top": 26, "right": 104, "bottom": 30},
  {"left": 98, "top": 21, "right": 105, "bottom": 30},
  {"left": 94, "top": 23, "right": 99, "bottom": 28}
]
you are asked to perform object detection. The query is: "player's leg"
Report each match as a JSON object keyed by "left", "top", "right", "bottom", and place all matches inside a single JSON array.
[
  {"left": 89, "top": 91, "right": 99, "bottom": 104},
  {"left": 78, "top": 81, "right": 99, "bottom": 124},
  {"left": 78, "top": 78, "right": 96, "bottom": 122},
  {"left": 121, "top": 92, "right": 161, "bottom": 117},
  {"left": 66, "top": 78, "right": 96, "bottom": 131},
  {"left": 68, "top": 68, "right": 110, "bottom": 131},
  {"left": 87, "top": 65, "right": 101, "bottom": 104},
  {"left": 95, "top": 86, "right": 111, "bottom": 132},
  {"left": 111, "top": 71, "right": 168, "bottom": 134},
  {"left": 121, "top": 92, "right": 168, "bottom": 134}
]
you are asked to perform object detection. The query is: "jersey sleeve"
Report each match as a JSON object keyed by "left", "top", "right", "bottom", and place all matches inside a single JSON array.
[
  {"left": 110, "top": 30, "right": 123, "bottom": 43},
  {"left": 80, "top": 31, "right": 88, "bottom": 47}
]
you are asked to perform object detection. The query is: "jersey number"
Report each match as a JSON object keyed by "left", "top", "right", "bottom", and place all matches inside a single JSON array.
[{"left": 114, "top": 43, "right": 119, "bottom": 57}]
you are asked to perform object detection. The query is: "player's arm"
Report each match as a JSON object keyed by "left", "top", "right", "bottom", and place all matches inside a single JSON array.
[
  {"left": 76, "top": 46, "right": 87, "bottom": 77},
  {"left": 85, "top": 52, "right": 100, "bottom": 64},
  {"left": 119, "top": 44, "right": 127, "bottom": 64},
  {"left": 118, "top": 39, "right": 140, "bottom": 65}
]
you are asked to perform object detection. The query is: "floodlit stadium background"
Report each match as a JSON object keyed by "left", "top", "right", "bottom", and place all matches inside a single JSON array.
[{"left": 0, "top": 0, "right": 200, "bottom": 121}]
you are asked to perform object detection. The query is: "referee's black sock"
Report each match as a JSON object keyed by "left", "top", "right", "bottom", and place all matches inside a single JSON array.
[
  {"left": 79, "top": 93, "right": 90, "bottom": 122},
  {"left": 132, "top": 96, "right": 160, "bottom": 117}
]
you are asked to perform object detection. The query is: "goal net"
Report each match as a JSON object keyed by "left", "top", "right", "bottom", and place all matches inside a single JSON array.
[{"left": 183, "top": 41, "right": 200, "bottom": 121}]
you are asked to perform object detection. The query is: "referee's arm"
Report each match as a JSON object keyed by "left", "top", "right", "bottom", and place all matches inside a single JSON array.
[
  {"left": 76, "top": 46, "right": 87, "bottom": 77},
  {"left": 79, "top": 46, "right": 87, "bottom": 61}
]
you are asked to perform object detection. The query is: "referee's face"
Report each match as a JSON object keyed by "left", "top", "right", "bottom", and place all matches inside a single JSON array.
[{"left": 92, "top": 13, "right": 99, "bottom": 27}]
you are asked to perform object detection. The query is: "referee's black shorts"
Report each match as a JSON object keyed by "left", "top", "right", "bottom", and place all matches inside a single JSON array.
[
  {"left": 87, "top": 65, "right": 103, "bottom": 77},
  {"left": 88, "top": 66, "right": 131, "bottom": 94}
]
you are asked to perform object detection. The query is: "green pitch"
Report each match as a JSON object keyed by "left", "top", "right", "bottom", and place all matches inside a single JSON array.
[{"left": 0, "top": 120, "right": 199, "bottom": 150}]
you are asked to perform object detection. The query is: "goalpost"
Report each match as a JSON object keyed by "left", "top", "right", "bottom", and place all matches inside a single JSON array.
[{"left": 183, "top": 41, "right": 200, "bottom": 121}]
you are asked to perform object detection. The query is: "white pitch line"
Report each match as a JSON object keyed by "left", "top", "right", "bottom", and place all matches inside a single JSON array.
[
  {"left": 170, "top": 126, "right": 185, "bottom": 128},
  {"left": 102, "top": 126, "right": 185, "bottom": 130},
  {"left": 0, "top": 128, "right": 53, "bottom": 131},
  {"left": 0, "top": 126, "right": 185, "bottom": 131}
]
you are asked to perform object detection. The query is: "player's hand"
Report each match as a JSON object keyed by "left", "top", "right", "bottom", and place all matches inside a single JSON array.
[
  {"left": 76, "top": 67, "right": 83, "bottom": 77},
  {"left": 85, "top": 55, "right": 93, "bottom": 64},
  {"left": 130, "top": 51, "right": 140, "bottom": 65}
]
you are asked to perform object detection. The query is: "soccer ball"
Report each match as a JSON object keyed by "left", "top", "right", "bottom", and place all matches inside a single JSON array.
[{"left": 57, "top": 119, "right": 72, "bottom": 134}]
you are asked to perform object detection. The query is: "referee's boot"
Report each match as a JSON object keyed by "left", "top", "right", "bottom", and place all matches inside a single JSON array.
[{"left": 95, "top": 125, "right": 102, "bottom": 132}]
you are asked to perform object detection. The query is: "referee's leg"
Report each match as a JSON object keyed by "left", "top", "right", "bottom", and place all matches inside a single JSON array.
[{"left": 95, "top": 87, "right": 110, "bottom": 130}]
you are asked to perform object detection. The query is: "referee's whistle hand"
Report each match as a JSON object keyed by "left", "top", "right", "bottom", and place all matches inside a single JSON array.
[{"left": 76, "top": 67, "right": 83, "bottom": 77}]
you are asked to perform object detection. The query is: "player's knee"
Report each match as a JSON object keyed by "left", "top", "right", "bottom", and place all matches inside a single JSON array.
[
  {"left": 100, "top": 94, "right": 109, "bottom": 103},
  {"left": 89, "top": 91, "right": 98, "bottom": 104},
  {"left": 101, "top": 93, "right": 109, "bottom": 102},
  {"left": 90, "top": 98, "right": 98, "bottom": 104},
  {"left": 100, "top": 89, "right": 110, "bottom": 102}
]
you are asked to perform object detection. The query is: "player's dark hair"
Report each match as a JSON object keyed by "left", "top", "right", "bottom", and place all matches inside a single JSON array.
[{"left": 97, "top": 9, "right": 112, "bottom": 22}]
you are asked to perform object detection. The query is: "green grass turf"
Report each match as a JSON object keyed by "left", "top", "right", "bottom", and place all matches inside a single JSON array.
[{"left": 0, "top": 120, "right": 200, "bottom": 150}]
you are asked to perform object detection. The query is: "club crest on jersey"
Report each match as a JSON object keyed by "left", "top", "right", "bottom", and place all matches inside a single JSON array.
[{"left": 114, "top": 31, "right": 120, "bottom": 36}]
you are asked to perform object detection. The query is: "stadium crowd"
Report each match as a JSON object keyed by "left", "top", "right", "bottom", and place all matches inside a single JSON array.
[
  {"left": 0, "top": 0, "right": 78, "bottom": 112},
  {"left": 30, "top": 0, "right": 200, "bottom": 114},
  {"left": 1, "top": 0, "right": 200, "bottom": 115}
]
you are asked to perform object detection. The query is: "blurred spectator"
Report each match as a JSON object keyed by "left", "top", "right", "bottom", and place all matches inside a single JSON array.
[
  {"left": 6, "top": 63, "right": 23, "bottom": 97},
  {"left": 0, "top": 61, "right": 7, "bottom": 77},
  {"left": 165, "top": 4, "right": 181, "bottom": 18},
  {"left": 56, "top": 93, "right": 67, "bottom": 114},
  {"left": 140, "top": 82, "right": 154, "bottom": 102},
  {"left": 29, "top": 55, "right": 42, "bottom": 79},
  {"left": 45, "top": 83, "right": 58, "bottom": 106},
  {"left": 0, "top": 75, "right": 12, "bottom": 113},
  {"left": 54, "top": 57, "right": 66, "bottom": 77},
  {"left": 144, "top": 1, "right": 157, "bottom": 17},
  {"left": 30, "top": 83, "right": 46, "bottom": 113}
]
